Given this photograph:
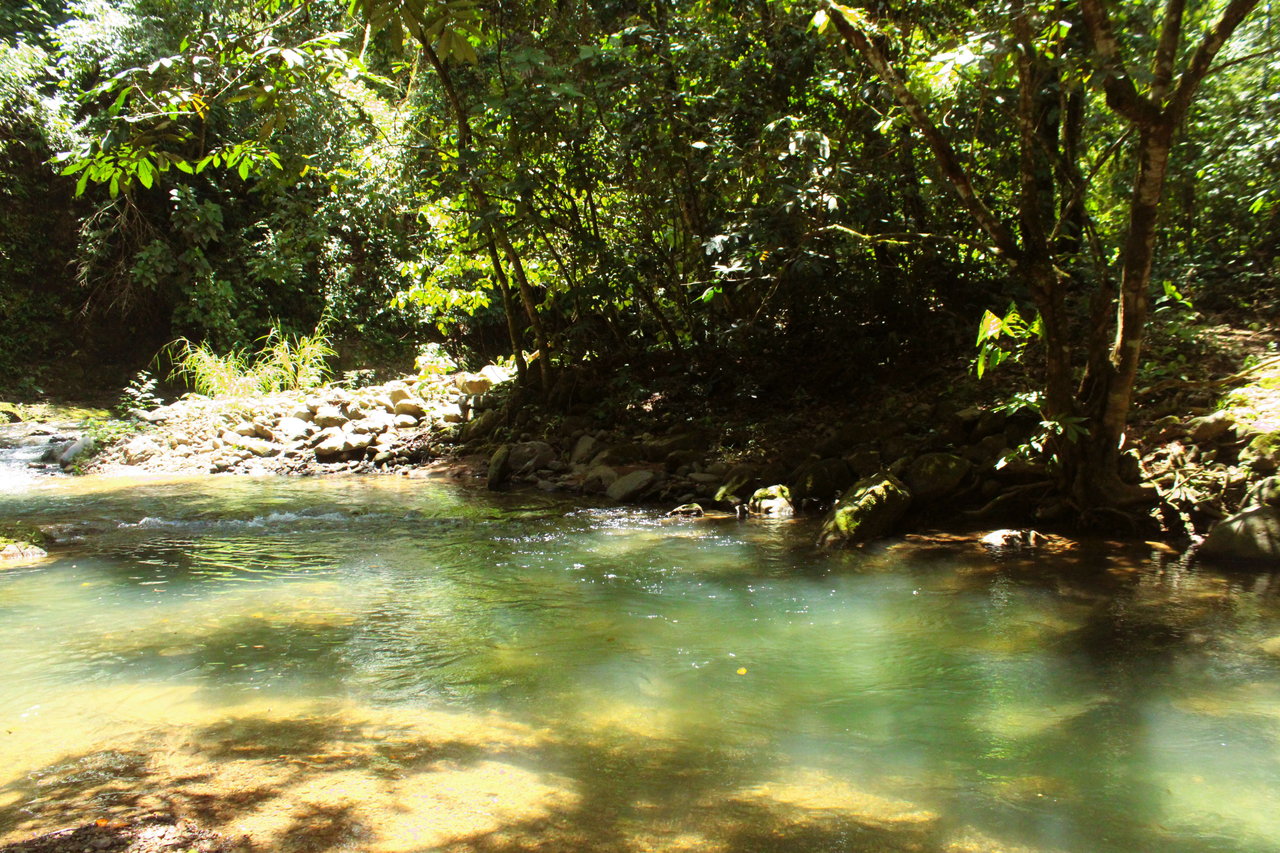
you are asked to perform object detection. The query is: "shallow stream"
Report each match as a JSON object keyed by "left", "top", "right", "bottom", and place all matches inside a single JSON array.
[{"left": 2, "top": 463, "right": 1279, "bottom": 852}]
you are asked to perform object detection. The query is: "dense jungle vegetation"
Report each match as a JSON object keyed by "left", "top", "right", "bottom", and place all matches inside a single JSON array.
[{"left": 1, "top": 0, "right": 1278, "bottom": 512}]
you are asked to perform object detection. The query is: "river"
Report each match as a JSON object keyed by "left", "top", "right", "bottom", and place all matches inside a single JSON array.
[{"left": 1, "top": 453, "right": 1279, "bottom": 852}]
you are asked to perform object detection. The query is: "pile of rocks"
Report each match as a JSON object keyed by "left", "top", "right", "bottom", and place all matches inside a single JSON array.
[{"left": 95, "top": 368, "right": 511, "bottom": 476}]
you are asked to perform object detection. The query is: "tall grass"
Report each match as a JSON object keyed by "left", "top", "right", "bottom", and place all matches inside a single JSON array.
[{"left": 166, "top": 324, "right": 335, "bottom": 397}]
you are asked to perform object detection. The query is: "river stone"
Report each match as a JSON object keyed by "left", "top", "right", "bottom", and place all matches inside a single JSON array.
[
  {"left": 394, "top": 398, "right": 427, "bottom": 418},
  {"left": 1188, "top": 411, "right": 1235, "bottom": 444},
  {"left": 582, "top": 465, "right": 619, "bottom": 493},
  {"left": 594, "top": 443, "right": 648, "bottom": 467},
  {"left": 122, "top": 436, "right": 161, "bottom": 465},
  {"left": 646, "top": 433, "right": 705, "bottom": 458},
  {"left": 790, "top": 458, "right": 855, "bottom": 505},
  {"left": 455, "top": 372, "right": 492, "bottom": 395},
  {"left": 750, "top": 484, "right": 795, "bottom": 516},
  {"left": 904, "top": 453, "right": 971, "bottom": 502},
  {"left": 607, "top": 469, "right": 660, "bottom": 502},
  {"left": 462, "top": 409, "right": 502, "bottom": 442},
  {"left": 488, "top": 444, "right": 512, "bottom": 489},
  {"left": 570, "top": 434, "right": 605, "bottom": 466},
  {"left": 818, "top": 473, "right": 913, "bottom": 548},
  {"left": 57, "top": 436, "right": 96, "bottom": 469},
  {"left": 715, "top": 464, "right": 761, "bottom": 506},
  {"left": 313, "top": 405, "right": 348, "bottom": 428},
  {"left": 1241, "top": 432, "right": 1280, "bottom": 474},
  {"left": 845, "top": 449, "right": 883, "bottom": 479},
  {"left": 275, "top": 416, "right": 313, "bottom": 441},
  {"left": 393, "top": 413, "right": 419, "bottom": 429},
  {"left": 1, "top": 542, "right": 47, "bottom": 562},
  {"left": 313, "top": 427, "right": 349, "bottom": 459},
  {"left": 508, "top": 440, "right": 556, "bottom": 474},
  {"left": 1200, "top": 505, "right": 1280, "bottom": 565},
  {"left": 231, "top": 435, "right": 280, "bottom": 457},
  {"left": 1246, "top": 476, "right": 1280, "bottom": 507}
]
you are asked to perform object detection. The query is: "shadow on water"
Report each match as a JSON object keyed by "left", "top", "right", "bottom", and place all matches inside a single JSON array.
[{"left": 4, "top": 690, "right": 1277, "bottom": 853}]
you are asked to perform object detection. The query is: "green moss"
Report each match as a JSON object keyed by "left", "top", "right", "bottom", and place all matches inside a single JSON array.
[{"left": 0, "top": 523, "right": 47, "bottom": 548}]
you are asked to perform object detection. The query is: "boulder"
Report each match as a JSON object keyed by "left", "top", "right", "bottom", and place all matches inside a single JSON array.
[
  {"left": 57, "top": 436, "right": 96, "bottom": 469},
  {"left": 488, "top": 444, "right": 512, "bottom": 489},
  {"left": 582, "top": 465, "right": 619, "bottom": 493},
  {"left": 462, "top": 409, "right": 502, "bottom": 442},
  {"left": 714, "top": 464, "right": 761, "bottom": 506},
  {"left": 845, "top": 449, "right": 883, "bottom": 479},
  {"left": 508, "top": 441, "right": 556, "bottom": 475},
  {"left": 646, "top": 433, "right": 706, "bottom": 458},
  {"left": 1241, "top": 432, "right": 1280, "bottom": 474},
  {"left": 593, "top": 443, "right": 648, "bottom": 467},
  {"left": 1200, "top": 505, "right": 1280, "bottom": 565},
  {"left": 480, "top": 364, "right": 512, "bottom": 386},
  {"left": 749, "top": 485, "right": 795, "bottom": 517},
  {"left": 607, "top": 469, "right": 660, "bottom": 502},
  {"left": 789, "top": 458, "right": 855, "bottom": 505},
  {"left": 569, "top": 434, "right": 605, "bottom": 466},
  {"left": 455, "top": 372, "right": 492, "bottom": 395},
  {"left": 904, "top": 453, "right": 971, "bottom": 502},
  {"left": 1187, "top": 411, "right": 1235, "bottom": 444},
  {"left": 818, "top": 473, "right": 913, "bottom": 548}
]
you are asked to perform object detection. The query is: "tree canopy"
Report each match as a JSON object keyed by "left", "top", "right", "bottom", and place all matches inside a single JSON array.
[{"left": 1, "top": 0, "right": 1277, "bottom": 510}]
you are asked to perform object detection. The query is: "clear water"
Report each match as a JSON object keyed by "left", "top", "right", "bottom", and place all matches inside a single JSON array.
[{"left": 1, "top": 469, "right": 1279, "bottom": 852}]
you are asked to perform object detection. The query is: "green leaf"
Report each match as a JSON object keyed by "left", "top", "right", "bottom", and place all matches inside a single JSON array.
[
  {"left": 136, "top": 159, "right": 154, "bottom": 189},
  {"left": 238, "top": 157, "right": 251, "bottom": 180}
]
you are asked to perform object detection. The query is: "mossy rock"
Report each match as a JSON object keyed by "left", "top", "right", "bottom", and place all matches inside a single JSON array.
[
  {"left": 818, "top": 473, "right": 913, "bottom": 548},
  {"left": 789, "top": 457, "right": 855, "bottom": 505},
  {"left": 904, "top": 452, "right": 971, "bottom": 502},
  {"left": 715, "top": 464, "right": 761, "bottom": 506},
  {"left": 1241, "top": 432, "right": 1280, "bottom": 474},
  {"left": 749, "top": 484, "right": 794, "bottom": 516}
]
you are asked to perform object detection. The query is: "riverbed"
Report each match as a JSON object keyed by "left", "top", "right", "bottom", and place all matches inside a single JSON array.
[{"left": 2, "top": 467, "right": 1279, "bottom": 852}]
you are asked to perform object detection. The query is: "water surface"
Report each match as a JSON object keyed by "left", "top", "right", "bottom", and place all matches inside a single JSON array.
[{"left": 2, "top": 470, "right": 1279, "bottom": 852}]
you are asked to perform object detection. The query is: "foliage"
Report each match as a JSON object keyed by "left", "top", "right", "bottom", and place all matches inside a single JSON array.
[{"left": 165, "top": 322, "right": 334, "bottom": 396}]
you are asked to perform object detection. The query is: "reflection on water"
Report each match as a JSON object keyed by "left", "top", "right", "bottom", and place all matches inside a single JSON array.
[{"left": 1, "top": 474, "right": 1279, "bottom": 851}]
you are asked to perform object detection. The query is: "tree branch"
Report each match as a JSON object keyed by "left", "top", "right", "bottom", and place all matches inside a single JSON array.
[
  {"left": 822, "top": 1, "right": 1021, "bottom": 262},
  {"left": 1079, "top": 0, "right": 1163, "bottom": 125},
  {"left": 1151, "top": 0, "right": 1186, "bottom": 106},
  {"left": 1167, "top": 0, "right": 1262, "bottom": 123}
]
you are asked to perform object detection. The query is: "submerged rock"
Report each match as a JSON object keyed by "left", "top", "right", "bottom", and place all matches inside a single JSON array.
[
  {"left": 818, "top": 472, "right": 912, "bottom": 548},
  {"left": 666, "top": 503, "right": 704, "bottom": 517}
]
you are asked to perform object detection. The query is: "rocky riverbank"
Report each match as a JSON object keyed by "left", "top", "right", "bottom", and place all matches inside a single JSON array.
[{"left": 5, "top": 350, "right": 1279, "bottom": 564}]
